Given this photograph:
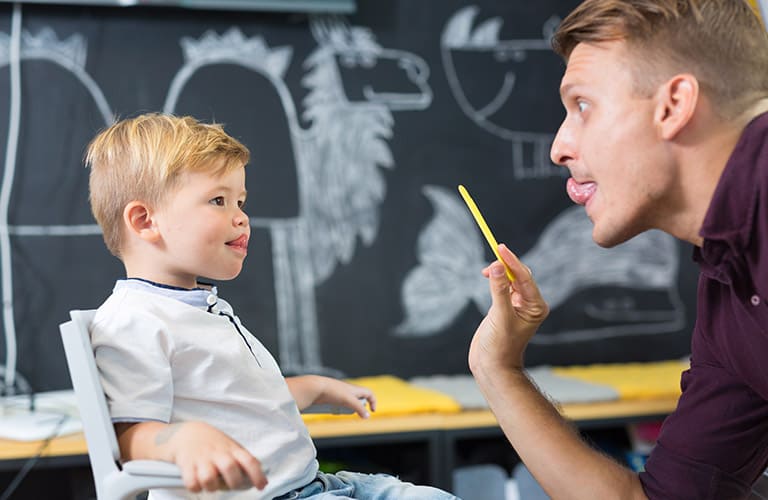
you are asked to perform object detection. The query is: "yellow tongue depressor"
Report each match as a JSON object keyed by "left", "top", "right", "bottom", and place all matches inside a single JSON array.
[{"left": 458, "top": 185, "right": 516, "bottom": 282}]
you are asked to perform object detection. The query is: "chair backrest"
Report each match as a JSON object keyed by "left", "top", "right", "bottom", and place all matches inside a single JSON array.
[{"left": 60, "top": 309, "right": 122, "bottom": 497}]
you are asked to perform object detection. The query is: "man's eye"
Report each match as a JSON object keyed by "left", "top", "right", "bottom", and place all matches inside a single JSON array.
[{"left": 210, "top": 197, "right": 225, "bottom": 206}]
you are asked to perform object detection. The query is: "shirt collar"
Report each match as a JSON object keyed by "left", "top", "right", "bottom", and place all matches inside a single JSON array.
[
  {"left": 694, "top": 111, "right": 768, "bottom": 278},
  {"left": 698, "top": 112, "right": 768, "bottom": 247},
  {"left": 114, "top": 278, "right": 218, "bottom": 310}
]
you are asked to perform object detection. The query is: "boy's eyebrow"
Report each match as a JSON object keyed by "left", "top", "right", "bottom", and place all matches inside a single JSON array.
[{"left": 205, "top": 185, "right": 247, "bottom": 199}]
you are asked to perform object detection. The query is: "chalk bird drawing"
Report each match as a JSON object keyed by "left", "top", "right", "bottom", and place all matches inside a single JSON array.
[
  {"left": 164, "top": 20, "right": 431, "bottom": 375},
  {"left": 397, "top": 186, "right": 685, "bottom": 343},
  {"left": 441, "top": 6, "right": 564, "bottom": 180},
  {"left": 0, "top": 19, "right": 112, "bottom": 392}
]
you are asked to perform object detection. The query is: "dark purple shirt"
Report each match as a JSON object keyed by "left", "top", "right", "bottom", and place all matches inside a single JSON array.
[{"left": 640, "top": 112, "right": 768, "bottom": 499}]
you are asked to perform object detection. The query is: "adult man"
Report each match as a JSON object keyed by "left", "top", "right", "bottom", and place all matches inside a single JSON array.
[{"left": 468, "top": 1, "right": 768, "bottom": 498}]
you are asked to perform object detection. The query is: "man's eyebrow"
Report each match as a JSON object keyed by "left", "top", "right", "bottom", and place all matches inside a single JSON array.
[{"left": 559, "top": 83, "right": 575, "bottom": 99}]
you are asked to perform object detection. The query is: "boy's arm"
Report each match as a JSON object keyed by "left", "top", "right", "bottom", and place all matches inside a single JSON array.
[
  {"left": 285, "top": 375, "right": 375, "bottom": 418},
  {"left": 115, "top": 421, "right": 268, "bottom": 494}
]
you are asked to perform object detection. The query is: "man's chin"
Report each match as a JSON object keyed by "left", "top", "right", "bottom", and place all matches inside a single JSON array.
[{"left": 592, "top": 224, "right": 635, "bottom": 249}]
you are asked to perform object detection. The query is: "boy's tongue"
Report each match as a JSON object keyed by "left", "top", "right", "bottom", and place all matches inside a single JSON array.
[{"left": 566, "top": 177, "right": 597, "bottom": 205}]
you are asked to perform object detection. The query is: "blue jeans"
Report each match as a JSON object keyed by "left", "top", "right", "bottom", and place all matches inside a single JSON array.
[{"left": 273, "top": 471, "right": 460, "bottom": 499}]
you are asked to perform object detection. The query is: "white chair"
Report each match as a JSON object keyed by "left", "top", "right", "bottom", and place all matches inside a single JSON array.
[{"left": 60, "top": 309, "right": 185, "bottom": 500}]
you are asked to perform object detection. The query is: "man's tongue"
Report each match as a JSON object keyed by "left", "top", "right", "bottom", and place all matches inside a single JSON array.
[{"left": 566, "top": 177, "right": 597, "bottom": 205}]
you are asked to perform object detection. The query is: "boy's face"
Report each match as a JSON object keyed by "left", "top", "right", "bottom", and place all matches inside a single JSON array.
[
  {"left": 550, "top": 40, "right": 677, "bottom": 248},
  {"left": 153, "top": 166, "right": 250, "bottom": 288}
]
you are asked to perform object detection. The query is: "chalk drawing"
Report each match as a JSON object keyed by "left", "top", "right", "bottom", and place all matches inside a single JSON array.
[
  {"left": 0, "top": 7, "right": 112, "bottom": 392},
  {"left": 442, "top": 6, "right": 563, "bottom": 179},
  {"left": 397, "top": 186, "right": 685, "bottom": 344},
  {"left": 164, "top": 19, "right": 431, "bottom": 374}
]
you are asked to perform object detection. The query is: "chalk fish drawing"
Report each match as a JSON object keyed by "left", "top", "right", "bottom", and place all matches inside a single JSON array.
[{"left": 397, "top": 186, "right": 685, "bottom": 344}]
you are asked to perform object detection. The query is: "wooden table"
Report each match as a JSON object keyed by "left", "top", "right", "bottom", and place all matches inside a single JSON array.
[{"left": 0, "top": 396, "right": 679, "bottom": 491}]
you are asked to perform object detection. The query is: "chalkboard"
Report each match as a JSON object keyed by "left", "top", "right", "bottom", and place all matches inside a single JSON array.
[{"left": 0, "top": 0, "right": 698, "bottom": 393}]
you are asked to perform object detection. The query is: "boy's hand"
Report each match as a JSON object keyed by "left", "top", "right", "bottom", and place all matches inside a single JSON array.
[
  {"left": 289, "top": 375, "right": 376, "bottom": 418},
  {"left": 316, "top": 377, "right": 376, "bottom": 418},
  {"left": 116, "top": 421, "right": 268, "bottom": 494},
  {"left": 167, "top": 422, "right": 268, "bottom": 493}
]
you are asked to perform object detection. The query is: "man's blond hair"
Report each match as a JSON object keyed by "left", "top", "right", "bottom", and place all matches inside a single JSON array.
[
  {"left": 85, "top": 113, "right": 250, "bottom": 258},
  {"left": 552, "top": 0, "right": 768, "bottom": 119}
]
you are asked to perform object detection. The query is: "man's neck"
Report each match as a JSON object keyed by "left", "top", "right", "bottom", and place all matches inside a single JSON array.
[{"left": 668, "top": 99, "right": 768, "bottom": 246}]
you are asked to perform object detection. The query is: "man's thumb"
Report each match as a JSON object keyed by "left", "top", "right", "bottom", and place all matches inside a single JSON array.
[{"left": 488, "top": 262, "right": 512, "bottom": 304}]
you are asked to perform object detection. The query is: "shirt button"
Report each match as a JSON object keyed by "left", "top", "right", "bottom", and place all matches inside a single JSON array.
[{"left": 751, "top": 295, "right": 761, "bottom": 306}]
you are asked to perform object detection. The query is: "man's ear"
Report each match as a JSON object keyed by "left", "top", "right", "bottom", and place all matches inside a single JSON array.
[
  {"left": 655, "top": 73, "right": 699, "bottom": 140},
  {"left": 123, "top": 201, "right": 160, "bottom": 243}
]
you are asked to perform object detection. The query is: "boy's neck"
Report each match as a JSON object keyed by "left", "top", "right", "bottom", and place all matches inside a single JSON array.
[
  {"left": 124, "top": 276, "right": 211, "bottom": 291},
  {"left": 123, "top": 260, "right": 199, "bottom": 290}
]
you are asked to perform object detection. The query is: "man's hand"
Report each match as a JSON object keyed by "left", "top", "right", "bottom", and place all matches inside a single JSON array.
[{"left": 469, "top": 244, "right": 549, "bottom": 373}]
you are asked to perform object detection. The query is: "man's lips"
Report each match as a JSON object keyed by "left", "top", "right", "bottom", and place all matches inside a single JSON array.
[
  {"left": 566, "top": 177, "right": 597, "bottom": 206},
  {"left": 227, "top": 234, "right": 249, "bottom": 252}
]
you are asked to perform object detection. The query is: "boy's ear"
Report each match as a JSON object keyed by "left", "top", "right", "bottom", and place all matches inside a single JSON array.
[
  {"left": 654, "top": 73, "right": 698, "bottom": 140},
  {"left": 123, "top": 201, "right": 161, "bottom": 242}
]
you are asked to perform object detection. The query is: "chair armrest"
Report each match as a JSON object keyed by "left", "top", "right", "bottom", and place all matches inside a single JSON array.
[{"left": 122, "top": 460, "right": 183, "bottom": 478}]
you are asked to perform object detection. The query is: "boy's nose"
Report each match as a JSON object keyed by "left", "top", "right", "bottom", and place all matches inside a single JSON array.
[{"left": 234, "top": 210, "right": 248, "bottom": 226}]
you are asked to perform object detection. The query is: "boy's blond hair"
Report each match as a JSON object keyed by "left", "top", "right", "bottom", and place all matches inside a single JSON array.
[
  {"left": 85, "top": 113, "right": 250, "bottom": 258},
  {"left": 552, "top": 0, "right": 768, "bottom": 120}
]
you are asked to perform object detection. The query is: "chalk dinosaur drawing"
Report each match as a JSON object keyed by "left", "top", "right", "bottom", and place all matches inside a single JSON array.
[
  {"left": 442, "top": 6, "right": 564, "bottom": 180},
  {"left": 164, "top": 20, "right": 431, "bottom": 375},
  {"left": 0, "top": 13, "right": 112, "bottom": 392},
  {"left": 396, "top": 186, "right": 685, "bottom": 343}
]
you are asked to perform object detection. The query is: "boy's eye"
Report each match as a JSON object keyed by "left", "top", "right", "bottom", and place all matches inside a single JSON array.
[
  {"left": 237, "top": 199, "right": 246, "bottom": 209},
  {"left": 210, "top": 196, "right": 225, "bottom": 206},
  {"left": 577, "top": 100, "right": 588, "bottom": 113}
]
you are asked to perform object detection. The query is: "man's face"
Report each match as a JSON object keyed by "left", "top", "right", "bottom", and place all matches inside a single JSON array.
[{"left": 550, "top": 40, "right": 676, "bottom": 248}]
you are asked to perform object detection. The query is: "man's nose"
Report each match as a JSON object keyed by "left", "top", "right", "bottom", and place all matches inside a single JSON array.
[{"left": 550, "top": 123, "right": 575, "bottom": 168}]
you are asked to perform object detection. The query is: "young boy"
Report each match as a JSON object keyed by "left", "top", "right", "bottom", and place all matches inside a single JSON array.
[{"left": 85, "top": 113, "right": 458, "bottom": 500}]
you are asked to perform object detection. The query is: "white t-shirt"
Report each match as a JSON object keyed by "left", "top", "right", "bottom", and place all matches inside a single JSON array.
[{"left": 91, "top": 279, "right": 318, "bottom": 500}]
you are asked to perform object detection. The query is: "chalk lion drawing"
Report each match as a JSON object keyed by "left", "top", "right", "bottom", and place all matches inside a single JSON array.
[{"left": 165, "top": 20, "right": 431, "bottom": 375}]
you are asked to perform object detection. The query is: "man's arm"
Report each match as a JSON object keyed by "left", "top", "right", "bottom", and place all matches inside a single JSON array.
[
  {"left": 469, "top": 244, "right": 647, "bottom": 500},
  {"left": 115, "top": 421, "right": 268, "bottom": 494}
]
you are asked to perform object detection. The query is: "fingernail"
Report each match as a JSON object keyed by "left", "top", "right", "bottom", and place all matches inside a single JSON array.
[{"left": 490, "top": 264, "right": 505, "bottom": 277}]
